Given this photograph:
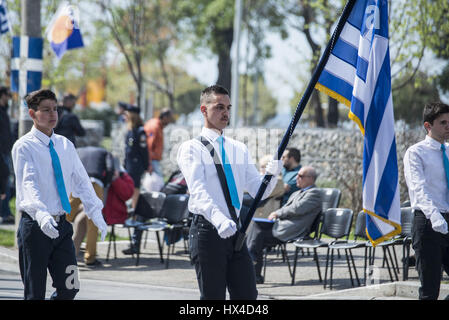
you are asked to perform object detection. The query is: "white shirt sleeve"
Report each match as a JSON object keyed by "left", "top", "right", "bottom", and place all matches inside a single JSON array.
[
  {"left": 403, "top": 147, "right": 441, "bottom": 220},
  {"left": 12, "top": 142, "right": 50, "bottom": 220}
]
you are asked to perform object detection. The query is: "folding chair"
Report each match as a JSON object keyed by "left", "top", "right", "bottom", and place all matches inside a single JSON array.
[
  {"left": 123, "top": 191, "right": 166, "bottom": 263},
  {"left": 291, "top": 208, "right": 353, "bottom": 287},
  {"left": 327, "top": 210, "right": 366, "bottom": 288},
  {"left": 137, "top": 194, "right": 190, "bottom": 268}
]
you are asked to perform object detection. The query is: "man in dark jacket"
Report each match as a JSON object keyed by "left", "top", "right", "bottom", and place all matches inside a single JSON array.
[
  {"left": 54, "top": 94, "right": 85, "bottom": 147},
  {"left": 0, "top": 86, "right": 14, "bottom": 224}
]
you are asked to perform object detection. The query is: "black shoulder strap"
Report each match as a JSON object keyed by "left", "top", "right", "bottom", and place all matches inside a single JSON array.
[{"left": 196, "top": 136, "right": 239, "bottom": 225}]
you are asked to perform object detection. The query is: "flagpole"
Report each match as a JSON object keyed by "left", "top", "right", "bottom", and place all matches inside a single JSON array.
[{"left": 235, "top": 0, "right": 357, "bottom": 251}]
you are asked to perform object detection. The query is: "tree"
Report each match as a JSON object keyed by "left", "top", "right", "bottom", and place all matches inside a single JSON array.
[
  {"left": 96, "top": 0, "right": 177, "bottom": 110},
  {"left": 393, "top": 71, "right": 440, "bottom": 125}
]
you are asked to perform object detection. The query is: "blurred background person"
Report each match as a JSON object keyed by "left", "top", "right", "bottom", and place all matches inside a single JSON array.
[
  {"left": 0, "top": 86, "right": 14, "bottom": 224},
  {"left": 143, "top": 108, "right": 175, "bottom": 177},
  {"left": 124, "top": 105, "right": 149, "bottom": 209},
  {"left": 54, "top": 93, "right": 86, "bottom": 147}
]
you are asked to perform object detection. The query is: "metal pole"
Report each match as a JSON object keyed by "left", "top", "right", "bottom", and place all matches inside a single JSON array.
[
  {"left": 18, "top": 0, "right": 40, "bottom": 138},
  {"left": 230, "top": 0, "right": 242, "bottom": 127},
  {"left": 15, "top": 0, "right": 41, "bottom": 247}
]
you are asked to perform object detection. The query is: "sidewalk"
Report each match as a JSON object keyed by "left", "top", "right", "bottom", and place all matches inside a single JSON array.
[{"left": 1, "top": 224, "right": 448, "bottom": 300}]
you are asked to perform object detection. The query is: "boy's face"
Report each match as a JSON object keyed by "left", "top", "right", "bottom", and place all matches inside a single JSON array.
[
  {"left": 29, "top": 98, "right": 58, "bottom": 136},
  {"left": 201, "top": 93, "right": 231, "bottom": 132},
  {"left": 425, "top": 113, "right": 449, "bottom": 144}
]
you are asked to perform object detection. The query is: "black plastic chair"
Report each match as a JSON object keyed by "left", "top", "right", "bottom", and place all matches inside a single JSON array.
[
  {"left": 137, "top": 194, "right": 190, "bottom": 268},
  {"left": 122, "top": 191, "right": 166, "bottom": 262},
  {"left": 291, "top": 208, "right": 353, "bottom": 286},
  {"left": 320, "top": 188, "right": 342, "bottom": 212},
  {"left": 327, "top": 210, "right": 366, "bottom": 288},
  {"left": 385, "top": 207, "right": 414, "bottom": 280}
]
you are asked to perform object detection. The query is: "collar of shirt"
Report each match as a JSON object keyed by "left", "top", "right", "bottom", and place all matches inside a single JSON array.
[
  {"left": 201, "top": 126, "right": 222, "bottom": 143},
  {"left": 30, "top": 126, "right": 55, "bottom": 146},
  {"left": 424, "top": 134, "right": 447, "bottom": 151}
]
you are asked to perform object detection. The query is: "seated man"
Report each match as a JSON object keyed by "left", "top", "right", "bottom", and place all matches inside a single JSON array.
[{"left": 246, "top": 165, "right": 322, "bottom": 284}]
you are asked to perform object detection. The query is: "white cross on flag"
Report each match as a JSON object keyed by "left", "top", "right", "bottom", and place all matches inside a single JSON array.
[{"left": 11, "top": 36, "right": 43, "bottom": 97}]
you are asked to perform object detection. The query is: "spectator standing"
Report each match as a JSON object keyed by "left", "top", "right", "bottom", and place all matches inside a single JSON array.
[
  {"left": 0, "top": 86, "right": 14, "bottom": 224},
  {"left": 143, "top": 108, "right": 175, "bottom": 177},
  {"left": 54, "top": 93, "right": 85, "bottom": 147},
  {"left": 124, "top": 105, "right": 149, "bottom": 209},
  {"left": 280, "top": 147, "right": 302, "bottom": 206}
]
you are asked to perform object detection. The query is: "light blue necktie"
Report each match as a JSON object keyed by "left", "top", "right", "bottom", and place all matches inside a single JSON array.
[
  {"left": 218, "top": 136, "right": 240, "bottom": 209},
  {"left": 442, "top": 144, "right": 449, "bottom": 189},
  {"left": 49, "top": 140, "right": 71, "bottom": 213}
]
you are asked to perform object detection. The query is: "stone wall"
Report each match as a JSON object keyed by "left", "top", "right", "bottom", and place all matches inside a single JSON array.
[{"left": 111, "top": 122, "right": 425, "bottom": 212}]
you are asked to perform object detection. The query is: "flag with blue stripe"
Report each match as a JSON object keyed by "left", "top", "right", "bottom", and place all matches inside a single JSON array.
[
  {"left": 11, "top": 36, "right": 43, "bottom": 94},
  {"left": 315, "top": 0, "right": 401, "bottom": 246},
  {"left": 0, "top": 0, "right": 10, "bottom": 35}
]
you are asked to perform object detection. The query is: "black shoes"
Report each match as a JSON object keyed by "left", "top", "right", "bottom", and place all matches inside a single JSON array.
[
  {"left": 122, "top": 247, "right": 139, "bottom": 255},
  {"left": 86, "top": 259, "right": 102, "bottom": 267},
  {"left": 0, "top": 215, "right": 15, "bottom": 224},
  {"left": 255, "top": 275, "right": 264, "bottom": 284}
]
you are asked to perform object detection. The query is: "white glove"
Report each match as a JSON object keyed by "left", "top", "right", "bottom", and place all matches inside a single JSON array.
[
  {"left": 91, "top": 212, "right": 108, "bottom": 241},
  {"left": 430, "top": 213, "right": 448, "bottom": 234},
  {"left": 217, "top": 219, "right": 237, "bottom": 239},
  {"left": 36, "top": 214, "right": 59, "bottom": 239},
  {"left": 265, "top": 159, "right": 283, "bottom": 176}
]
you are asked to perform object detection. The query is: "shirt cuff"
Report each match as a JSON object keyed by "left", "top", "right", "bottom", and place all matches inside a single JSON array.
[{"left": 209, "top": 208, "right": 229, "bottom": 229}]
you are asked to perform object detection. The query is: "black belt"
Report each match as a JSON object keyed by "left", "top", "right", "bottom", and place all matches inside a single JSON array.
[
  {"left": 414, "top": 209, "right": 449, "bottom": 220},
  {"left": 21, "top": 211, "right": 66, "bottom": 223}
]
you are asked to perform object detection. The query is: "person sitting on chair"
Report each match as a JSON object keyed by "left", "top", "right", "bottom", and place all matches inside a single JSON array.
[{"left": 246, "top": 165, "right": 322, "bottom": 284}]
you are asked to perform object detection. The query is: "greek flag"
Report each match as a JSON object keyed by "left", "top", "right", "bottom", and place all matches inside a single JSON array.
[
  {"left": 315, "top": 0, "right": 401, "bottom": 245},
  {"left": 0, "top": 0, "right": 10, "bottom": 35}
]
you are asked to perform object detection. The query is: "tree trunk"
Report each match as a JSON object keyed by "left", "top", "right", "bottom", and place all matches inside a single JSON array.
[
  {"left": 327, "top": 98, "right": 339, "bottom": 127},
  {"left": 214, "top": 28, "right": 234, "bottom": 92}
]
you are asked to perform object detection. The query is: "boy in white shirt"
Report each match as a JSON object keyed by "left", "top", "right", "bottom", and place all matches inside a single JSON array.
[
  {"left": 403, "top": 101, "right": 449, "bottom": 300},
  {"left": 12, "top": 89, "right": 107, "bottom": 300}
]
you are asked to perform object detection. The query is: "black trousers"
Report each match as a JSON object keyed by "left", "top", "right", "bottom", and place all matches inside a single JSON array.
[
  {"left": 246, "top": 221, "right": 279, "bottom": 277},
  {"left": 17, "top": 212, "right": 79, "bottom": 300},
  {"left": 412, "top": 210, "right": 449, "bottom": 300},
  {"left": 189, "top": 215, "right": 258, "bottom": 300}
]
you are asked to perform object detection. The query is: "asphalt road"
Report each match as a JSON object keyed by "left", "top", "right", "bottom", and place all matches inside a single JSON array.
[{"left": 0, "top": 270, "right": 200, "bottom": 300}]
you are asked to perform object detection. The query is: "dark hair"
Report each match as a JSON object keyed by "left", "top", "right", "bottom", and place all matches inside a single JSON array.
[
  {"left": 0, "top": 86, "right": 10, "bottom": 98},
  {"left": 286, "top": 147, "right": 301, "bottom": 163},
  {"left": 423, "top": 102, "right": 449, "bottom": 126},
  {"left": 200, "top": 85, "right": 229, "bottom": 105},
  {"left": 159, "top": 108, "right": 173, "bottom": 119},
  {"left": 25, "top": 89, "right": 57, "bottom": 110}
]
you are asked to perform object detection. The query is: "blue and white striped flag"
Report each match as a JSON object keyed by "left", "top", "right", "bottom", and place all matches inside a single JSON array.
[
  {"left": 0, "top": 0, "right": 10, "bottom": 35},
  {"left": 316, "top": 0, "right": 401, "bottom": 246}
]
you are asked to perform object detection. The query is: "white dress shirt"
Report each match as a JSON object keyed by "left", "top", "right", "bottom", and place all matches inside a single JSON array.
[
  {"left": 177, "top": 127, "right": 278, "bottom": 229},
  {"left": 403, "top": 135, "right": 449, "bottom": 220},
  {"left": 12, "top": 126, "right": 103, "bottom": 220}
]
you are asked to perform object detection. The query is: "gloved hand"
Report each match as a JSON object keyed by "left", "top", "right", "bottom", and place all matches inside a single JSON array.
[
  {"left": 430, "top": 213, "right": 448, "bottom": 234},
  {"left": 217, "top": 219, "right": 237, "bottom": 239},
  {"left": 91, "top": 212, "right": 108, "bottom": 241},
  {"left": 265, "top": 159, "right": 283, "bottom": 176},
  {"left": 36, "top": 213, "right": 59, "bottom": 239}
]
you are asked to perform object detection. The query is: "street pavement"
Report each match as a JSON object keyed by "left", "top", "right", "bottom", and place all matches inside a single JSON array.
[{"left": 1, "top": 224, "right": 449, "bottom": 300}]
